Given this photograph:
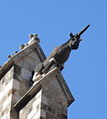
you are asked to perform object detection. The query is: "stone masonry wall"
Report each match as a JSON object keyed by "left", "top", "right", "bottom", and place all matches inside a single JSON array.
[
  {"left": 0, "top": 67, "right": 14, "bottom": 119},
  {"left": 41, "top": 75, "right": 68, "bottom": 119},
  {"left": 0, "top": 42, "right": 73, "bottom": 119},
  {"left": 0, "top": 49, "right": 44, "bottom": 119},
  {"left": 13, "top": 50, "right": 42, "bottom": 103},
  {"left": 19, "top": 89, "right": 42, "bottom": 119},
  {"left": 18, "top": 73, "right": 68, "bottom": 119}
]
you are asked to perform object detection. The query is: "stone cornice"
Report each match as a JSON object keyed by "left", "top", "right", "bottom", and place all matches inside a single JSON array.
[{"left": 0, "top": 41, "right": 46, "bottom": 80}]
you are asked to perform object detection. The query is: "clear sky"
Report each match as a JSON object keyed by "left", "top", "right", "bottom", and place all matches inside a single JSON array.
[{"left": 0, "top": 0, "right": 107, "bottom": 119}]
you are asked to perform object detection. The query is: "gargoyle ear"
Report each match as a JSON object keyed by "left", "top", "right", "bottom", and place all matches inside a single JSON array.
[
  {"left": 34, "top": 33, "right": 38, "bottom": 37},
  {"left": 70, "top": 33, "right": 74, "bottom": 38}
]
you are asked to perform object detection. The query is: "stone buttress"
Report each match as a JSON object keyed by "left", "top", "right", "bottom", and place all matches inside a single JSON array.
[{"left": 0, "top": 36, "right": 74, "bottom": 119}]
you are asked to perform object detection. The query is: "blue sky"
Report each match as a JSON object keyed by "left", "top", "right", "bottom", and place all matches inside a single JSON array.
[{"left": 0, "top": 0, "right": 107, "bottom": 119}]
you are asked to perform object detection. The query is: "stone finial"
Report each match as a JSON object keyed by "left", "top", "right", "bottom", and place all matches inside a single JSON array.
[
  {"left": 13, "top": 51, "right": 18, "bottom": 54},
  {"left": 20, "top": 44, "right": 25, "bottom": 50},
  {"left": 8, "top": 55, "right": 12, "bottom": 58},
  {"left": 28, "top": 33, "right": 40, "bottom": 44}
]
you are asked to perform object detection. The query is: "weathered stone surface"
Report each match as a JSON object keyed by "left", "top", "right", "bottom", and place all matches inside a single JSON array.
[
  {"left": 14, "top": 64, "right": 21, "bottom": 75},
  {"left": 0, "top": 38, "right": 73, "bottom": 119},
  {"left": 19, "top": 90, "right": 42, "bottom": 119},
  {"left": 0, "top": 39, "right": 45, "bottom": 80},
  {"left": 0, "top": 50, "right": 43, "bottom": 119},
  {"left": 12, "top": 68, "right": 74, "bottom": 119},
  {"left": 21, "top": 68, "right": 32, "bottom": 80}
]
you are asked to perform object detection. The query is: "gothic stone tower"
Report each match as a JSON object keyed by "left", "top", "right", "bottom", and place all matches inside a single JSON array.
[{"left": 0, "top": 36, "right": 74, "bottom": 119}]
